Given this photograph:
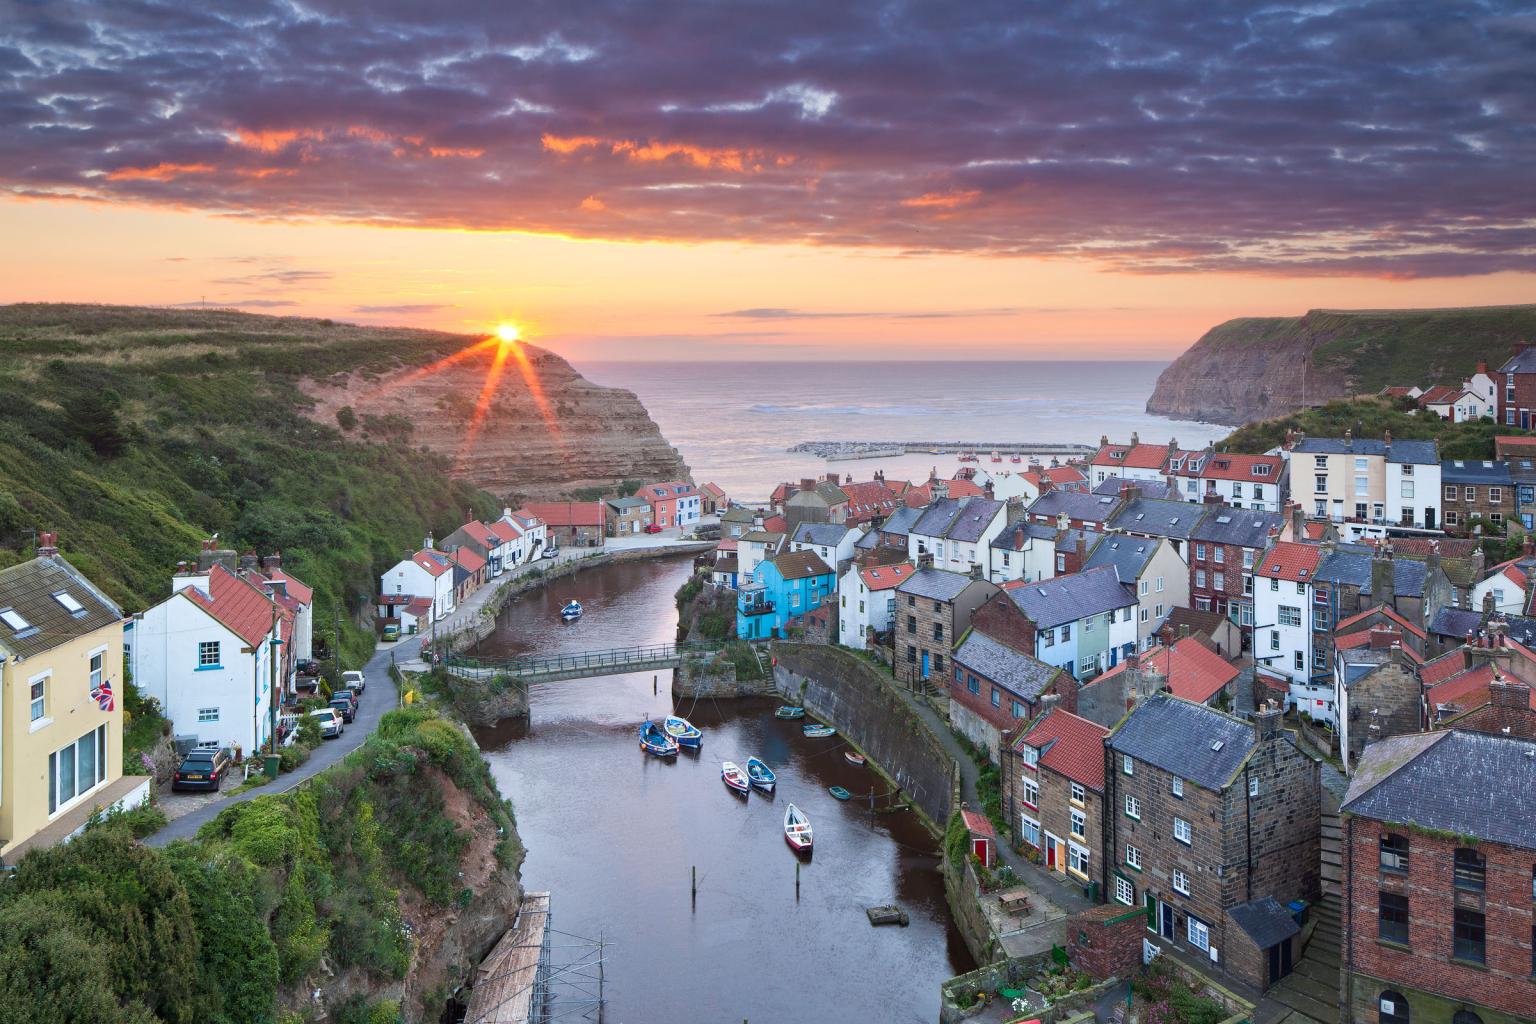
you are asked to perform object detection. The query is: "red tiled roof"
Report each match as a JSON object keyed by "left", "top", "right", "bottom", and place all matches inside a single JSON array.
[
  {"left": 459, "top": 521, "right": 498, "bottom": 548},
  {"left": 1199, "top": 454, "right": 1285, "bottom": 482},
  {"left": 1380, "top": 386, "right": 1417, "bottom": 398},
  {"left": 1417, "top": 385, "right": 1463, "bottom": 405},
  {"left": 1495, "top": 435, "right": 1536, "bottom": 450},
  {"left": 412, "top": 550, "right": 453, "bottom": 578},
  {"left": 178, "top": 564, "right": 280, "bottom": 648},
  {"left": 960, "top": 808, "right": 996, "bottom": 838},
  {"left": 841, "top": 479, "right": 908, "bottom": 512},
  {"left": 1364, "top": 536, "right": 1480, "bottom": 559},
  {"left": 640, "top": 481, "right": 696, "bottom": 500},
  {"left": 770, "top": 482, "right": 795, "bottom": 503},
  {"left": 453, "top": 547, "right": 487, "bottom": 573},
  {"left": 518, "top": 502, "right": 606, "bottom": 527},
  {"left": 1141, "top": 637, "right": 1239, "bottom": 704},
  {"left": 1426, "top": 663, "right": 1498, "bottom": 709},
  {"left": 1334, "top": 604, "right": 1427, "bottom": 640},
  {"left": 1335, "top": 631, "right": 1373, "bottom": 650},
  {"left": 1091, "top": 443, "right": 1170, "bottom": 470},
  {"left": 859, "top": 562, "right": 914, "bottom": 591},
  {"left": 1418, "top": 650, "right": 1469, "bottom": 686},
  {"left": 1255, "top": 541, "right": 1322, "bottom": 583},
  {"left": 716, "top": 538, "right": 739, "bottom": 552},
  {"left": 488, "top": 519, "right": 523, "bottom": 543},
  {"left": 377, "top": 594, "right": 411, "bottom": 606},
  {"left": 260, "top": 567, "right": 313, "bottom": 605},
  {"left": 903, "top": 477, "right": 985, "bottom": 506},
  {"left": 1017, "top": 707, "right": 1109, "bottom": 791},
  {"left": 1302, "top": 522, "right": 1328, "bottom": 540},
  {"left": 762, "top": 514, "right": 787, "bottom": 533},
  {"left": 1493, "top": 559, "right": 1531, "bottom": 590},
  {"left": 405, "top": 596, "right": 433, "bottom": 617},
  {"left": 701, "top": 482, "right": 726, "bottom": 499},
  {"left": 1021, "top": 466, "right": 1088, "bottom": 489}
]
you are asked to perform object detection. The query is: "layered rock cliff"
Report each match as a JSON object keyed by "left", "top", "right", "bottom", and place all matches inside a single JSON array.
[{"left": 1147, "top": 305, "right": 1536, "bottom": 425}]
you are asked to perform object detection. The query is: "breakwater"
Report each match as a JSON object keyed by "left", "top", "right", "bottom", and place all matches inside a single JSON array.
[{"left": 790, "top": 440, "right": 1095, "bottom": 460}]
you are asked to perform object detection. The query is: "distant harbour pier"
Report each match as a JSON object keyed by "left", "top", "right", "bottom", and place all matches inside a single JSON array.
[{"left": 789, "top": 440, "right": 1095, "bottom": 462}]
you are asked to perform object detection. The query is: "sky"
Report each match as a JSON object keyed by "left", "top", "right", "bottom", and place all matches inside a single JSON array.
[{"left": 1, "top": 0, "right": 1533, "bottom": 361}]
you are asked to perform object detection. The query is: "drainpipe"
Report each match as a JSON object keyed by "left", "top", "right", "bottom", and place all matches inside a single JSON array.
[
  {"left": 1344, "top": 814, "right": 1355, "bottom": 1019},
  {"left": 1245, "top": 762, "right": 1253, "bottom": 902}
]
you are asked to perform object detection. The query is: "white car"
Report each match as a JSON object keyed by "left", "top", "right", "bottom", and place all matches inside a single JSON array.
[
  {"left": 309, "top": 707, "right": 343, "bottom": 738},
  {"left": 341, "top": 669, "right": 366, "bottom": 693},
  {"left": 541, "top": 545, "right": 560, "bottom": 560}
]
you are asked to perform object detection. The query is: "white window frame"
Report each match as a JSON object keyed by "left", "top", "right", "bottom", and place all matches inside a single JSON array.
[
  {"left": 1122, "top": 755, "right": 1134, "bottom": 776},
  {"left": 1021, "top": 777, "right": 1039, "bottom": 808},
  {"left": 1173, "top": 869, "right": 1191, "bottom": 896},
  {"left": 197, "top": 707, "right": 220, "bottom": 723},
  {"left": 1070, "top": 808, "right": 1087, "bottom": 840},
  {"left": 28, "top": 670, "right": 51, "bottom": 728},
  {"left": 1115, "top": 874, "right": 1135, "bottom": 905},
  {"left": 1171, "top": 776, "right": 1184, "bottom": 798},
  {"left": 1186, "top": 915, "right": 1210, "bottom": 952},
  {"left": 1068, "top": 841, "right": 1090, "bottom": 877},
  {"left": 1070, "top": 781, "right": 1085, "bottom": 804},
  {"left": 1126, "top": 845, "right": 1142, "bottom": 870},
  {"left": 1248, "top": 777, "right": 1259, "bottom": 798},
  {"left": 1125, "top": 794, "right": 1141, "bottom": 819},
  {"left": 1173, "top": 817, "right": 1192, "bottom": 845}
]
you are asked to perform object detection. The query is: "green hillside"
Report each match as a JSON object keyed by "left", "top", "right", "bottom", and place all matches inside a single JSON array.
[
  {"left": 0, "top": 304, "right": 502, "bottom": 663},
  {"left": 1304, "top": 305, "right": 1536, "bottom": 392},
  {"left": 1222, "top": 395, "right": 1528, "bottom": 461}
]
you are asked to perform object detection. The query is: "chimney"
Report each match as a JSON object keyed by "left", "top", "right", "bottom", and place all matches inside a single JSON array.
[
  {"left": 1039, "top": 473, "right": 1055, "bottom": 496},
  {"left": 1039, "top": 693, "right": 1061, "bottom": 715},
  {"left": 1525, "top": 533, "right": 1535, "bottom": 561},
  {"left": 1489, "top": 678, "right": 1531, "bottom": 709},
  {"left": 264, "top": 550, "right": 282, "bottom": 570},
  {"left": 1119, "top": 482, "right": 1140, "bottom": 502},
  {"left": 239, "top": 550, "right": 259, "bottom": 572},
  {"left": 1169, "top": 436, "right": 1178, "bottom": 453},
  {"left": 1056, "top": 512, "right": 1070, "bottom": 531},
  {"left": 1253, "top": 699, "right": 1284, "bottom": 742},
  {"left": 1099, "top": 434, "right": 1109, "bottom": 449},
  {"left": 1383, "top": 428, "right": 1392, "bottom": 448},
  {"left": 1368, "top": 625, "right": 1401, "bottom": 650},
  {"left": 1130, "top": 431, "right": 1139, "bottom": 446},
  {"left": 1283, "top": 428, "right": 1295, "bottom": 451},
  {"left": 1006, "top": 495, "right": 1026, "bottom": 526},
  {"left": 1471, "top": 546, "right": 1486, "bottom": 581},
  {"left": 1203, "top": 491, "right": 1223, "bottom": 504},
  {"left": 1371, "top": 550, "right": 1396, "bottom": 609},
  {"left": 874, "top": 469, "right": 884, "bottom": 482},
  {"left": 1426, "top": 539, "right": 1441, "bottom": 582},
  {"left": 171, "top": 560, "right": 211, "bottom": 594},
  {"left": 36, "top": 530, "right": 58, "bottom": 558},
  {"left": 424, "top": 534, "right": 434, "bottom": 551},
  {"left": 467, "top": 507, "right": 475, "bottom": 524},
  {"left": 1344, "top": 428, "right": 1352, "bottom": 448},
  {"left": 984, "top": 480, "right": 995, "bottom": 499},
  {"left": 1075, "top": 534, "right": 1086, "bottom": 567},
  {"left": 1477, "top": 360, "right": 1489, "bottom": 375},
  {"left": 800, "top": 478, "right": 816, "bottom": 492},
  {"left": 753, "top": 513, "right": 765, "bottom": 529}
]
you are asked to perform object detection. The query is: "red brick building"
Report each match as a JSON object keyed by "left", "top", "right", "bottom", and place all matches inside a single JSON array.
[
  {"left": 1341, "top": 730, "right": 1536, "bottom": 1024},
  {"left": 1496, "top": 344, "right": 1536, "bottom": 430},
  {"left": 1188, "top": 504, "right": 1284, "bottom": 629}
]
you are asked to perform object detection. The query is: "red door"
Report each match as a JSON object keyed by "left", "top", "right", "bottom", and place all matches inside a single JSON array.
[{"left": 972, "top": 837, "right": 990, "bottom": 868}]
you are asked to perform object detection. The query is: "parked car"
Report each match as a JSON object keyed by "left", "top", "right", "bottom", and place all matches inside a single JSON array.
[
  {"left": 310, "top": 707, "right": 343, "bottom": 738},
  {"left": 542, "top": 545, "right": 560, "bottom": 560},
  {"left": 172, "top": 747, "right": 232, "bottom": 791},
  {"left": 328, "top": 696, "right": 356, "bottom": 724},
  {"left": 382, "top": 623, "right": 400, "bottom": 642},
  {"left": 341, "top": 669, "right": 366, "bottom": 694},
  {"left": 643, "top": 523, "right": 664, "bottom": 534},
  {"left": 333, "top": 688, "right": 360, "bottom": 712}
]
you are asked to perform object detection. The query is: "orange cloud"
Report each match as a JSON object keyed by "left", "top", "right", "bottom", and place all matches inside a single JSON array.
[
  {"left": 427, "top": 146, "right": 484, "bottom": 159},
  {"left": 229, "top": 128, "right": 316, "bottom": 152},
  {"left": 579, "top": 195, "right": 606, "bottom": 211},
  {"left": 542, "top": 134, "right": 604, "bottom": 154},
  {"left": 901, "top": 190, "right": 981, "bottom": 209},
  {"left": 105, "top": 162, "right": 216, "bottom": 182},
  {"left": 542, "top": 133, "right": 784, "bottom": 172}
]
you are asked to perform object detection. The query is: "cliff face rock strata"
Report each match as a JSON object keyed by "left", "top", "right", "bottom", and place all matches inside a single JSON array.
[
  {"left": 303, "top": 343, "right": 687, "bottom": 499},
  {"left": 1148, "top": 305, "right": 1536, "bottom": 426}
]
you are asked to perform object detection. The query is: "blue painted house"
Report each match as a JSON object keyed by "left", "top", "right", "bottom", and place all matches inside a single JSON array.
[{"left": 737, "top": 550, "right": 835, "bottom": 640}]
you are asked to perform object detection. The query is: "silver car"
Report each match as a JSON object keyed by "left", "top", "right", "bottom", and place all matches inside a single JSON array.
[{"left": 309, "top": 707, "right": 343, "bottom": 738}]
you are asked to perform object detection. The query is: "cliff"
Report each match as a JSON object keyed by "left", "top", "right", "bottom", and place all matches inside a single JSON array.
[{"left": 1147, "top": 305, "right": 1536, "bottom": 425}]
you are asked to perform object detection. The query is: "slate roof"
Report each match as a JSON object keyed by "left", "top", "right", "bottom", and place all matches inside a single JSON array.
[
  {"left": 1190, "top": 507, "right": 1284, "bottom": 549},
  {"left": 786, "top": 480, "right": 849, "bottom": 507},
  {"left": 954, "top": 630, "right": 1063, "bottom": 703},
  {"left": 791, "top": 522, "right": 852, "bottom": 548},
  {"left": 605, "top": 496, "right": 650, "bottom": 512},
  {"left": 880, "top": 505, "right": 924, "bottom": 538},
  {"left": 1343, "top": 730, "right": 1536, "bottom": 851},
  {"left": 1017, "top": 707, "right": 1109, "bottom": 791},
  {"left": 897, "top": 567, "right": 981, "bottom": 602},
  {"left": 1427, "top": 607, "right": 1483, "bottom": 641},
  {"left": 1499, "top": 349, "right": 1536, "bottom": 374},
  {"left": 765, "top": 550, "right": 834, "bottom": 581},
  {"left": 1056, "top": 527, "right": 1101, "bottom": 554},
  {"left": 912, "top": 497, "right": 968, "bottom": 539},
  {"left": 1109, "top": 497, "right": 1207, "bottom": 540},
  {"left": 1163, "top": 606, "right": 1231, "bottom": 642},
  {"left": 991, "top": 521, "right": 1057, "bottom": 552},
  {"left": 1028, "top": 490, "right": 1119, "bottom": 524},
  {"left": 1291, "top": 437, "right": 1438, "bottom": 465},
  {"left": 1004, "top": 565, "right": 1134, "bottom": 629},
  {"left": 720, "top": 506, "right": 757, "bottom": 524},
  {"left": 1229, "top": 897, "right": 1300, "bottom": 950},
  {"left": 1108, "top": 694, "right": 1257, "bottom": 791},
  {"left": 1084, "top": 535, "right": 1159, "bottom": 581},
  {"left": 1315, "top": 550, "right": 1427, "bottom": 599},
  {"left": 1440, "top": 459, "right": 1513, "bottom": 484},
  {"left": 947, "top": 498, "right": 1006, "bottom": 543},
  {"left": 854, "top": 530, "right": 880, "bottom": 551},
  {"left": 1093, "top": 477, "right": 1180, "bottom": 500},
  {"left": 0, "top": 555, "right": 123, "bottom": 660}
]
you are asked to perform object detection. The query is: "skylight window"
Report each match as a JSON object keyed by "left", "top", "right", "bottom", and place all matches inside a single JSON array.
[
  {"left": 1210, "top": 740, "right": 1224, "bottom": 751},
  {"left": 0, "top": 607, "right": 31, "bottom": 632},
  {"left": 52, "top": 591, "right": 87, "bottom": 617},
  {"left": 1216, "top": 515, "right": 1232, "bottom": 524}
]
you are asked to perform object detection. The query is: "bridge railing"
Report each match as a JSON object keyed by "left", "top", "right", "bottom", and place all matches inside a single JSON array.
[{"left": 447, "top": 641, "right": 725, "bottom": 677}]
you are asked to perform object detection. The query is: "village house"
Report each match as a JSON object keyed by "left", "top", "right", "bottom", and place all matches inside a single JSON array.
[
  {"left": 907, "top": 496, "right": 1007, "bottom": 574},
  {"left": 518, "top": 501, "right": 606, "bottom": 547},
  {"left": 990, "top": 462, "right": 1088, "bottom": 503},
  {"left": 1331, "top": 623, "right": 1424, "bottom": 772},
  {"left": 1106, "top": 698, "right": 1321, "bottom": 992},
  {"left": 1285, "top": 433, "right": 1441, "bottom": 534},
  {"left": 1250, "top": 540, "right": 1324, "bottom": 695},
  {"left": 1096, "top": 476, "right": 1181, "bottom": 501},
  {"left": 1163, "top": 606, "right": 1243, "bottom": 657},
  {"left": 1114, "top": 634, "right": 1241, "bottom": 707},
  {"left": 378, "top": 542, "right": 456, "bottom": 624},
  {"left": 1188, "top": 506, "right": 1284, "bottom": 630},
  {"left": 1340, "top": 731, "right": 1536, "bottom": 1024},
  {"left": 1186, "top": 453, "right": 1288, "bottom": 512},
  {"left": 1006, "top": 707, "right": 1108, "bottom": 889},
  {"left": 0, "top": 536, "right": 145, "bottom": 865},
  {"left": 719, "top": 505, "right": 757, "bottom": 538},
  {"left": 1315, "top": 544, "right": 1447, "bottom": 639},
  {"left": 1440, "top": 458, "right": 1515, "bottom": 533},
  {"left": 1463, "top": 360, "right": 1499, "bottom": 420},
  {"left": 1418, "top": 620, "right": 1536, "bottom": 731},
  {"left": 1497, "top": 343, "right": 1536, "bottom": 428},
  {"left": 1089, "top": 434, "right": 1174, "bottom": 486},
  {"left": 735, "top": 550, "right": 835, "bottom": 641},
  {"left": 789, "top": 521, "right": 861, "bottom": 574},
  {"left": 948, "top": 627, "right": 1075, "bottom": 759},
  {"left": 449, "top": 546, "right": 487, "bottom": 604},
  {"left": 1417, "top": 384, "right": 1485, "bottom": 422},
  {"left": 737, "top": 521, "right": 786, "bottom": 585},
  {"left": 1106, "top": 488, "right": 1209, "bottom": 559},
  {"left": 604, "top": 495, "right": 653, "bottom": 536},
  {"left": 839, "top": 474, "right": 910, "bottom": 527},
  {"left": 872, "top": 504, "right": 923, "bottom": 550},
  {"left": 1468, "top": 544, "right": 1536, "bottom": 615},
  {"left": 699, "top": 482, "right": 727, "bottom": 515},
  {"left": 637, "top": 481, "right": 701, "bottom": 530},
  {"left": 892, "top": 569, "right": 998, "bottom": 689},
  {"left": 836, "top": 561, "right": 913, "bottom": 649},
  {"left": 440, "top": 516, "right": 502, "bottom": 575},
  {"left": 1027, "top": 489, "right": 1125, "bottom": 532},
  {"left": 1439, "top": 675, "right": 1536, "bottom": 739},
  {"left": 783, "top": 476, "right": 850, "bottom": 528},
  {"left": 1366, "top": 534, "right": 1482, "bottom": 609},
  {"left": 988, "top": 520, "right": 1059, "bottom": 584},
  {"left": 903, "top": 472, "right": 985, "bottom": 508},
  {"left": 1001, "top": 565, "right": 1138, "bottom": 680},
  {"left": 1083, "top": 534, "right": 1188, "bottom": 651}
]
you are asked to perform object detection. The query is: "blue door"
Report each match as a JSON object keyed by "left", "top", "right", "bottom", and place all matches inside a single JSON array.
[
  {"left": 921, "top": 651, "right": 930, "bottom": 679},
  {"left": 1107, "top": 647, "right": 1118, "bottom": 668}
]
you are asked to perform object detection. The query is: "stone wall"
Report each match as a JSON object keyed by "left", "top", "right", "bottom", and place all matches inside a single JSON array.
[
  {"left": 1067, "top": 904, "right": 1146, "bottom": 980},
  {"left": 770, "top": 642, "right": 957, "bottom": 830},
  {"left": 670, "top": 650, "right": 776, "bottom": 701}
]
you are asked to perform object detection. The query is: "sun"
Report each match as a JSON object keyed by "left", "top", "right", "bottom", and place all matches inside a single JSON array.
[{"left": 495, "top": 322, "right": 521, "bottom": 343}]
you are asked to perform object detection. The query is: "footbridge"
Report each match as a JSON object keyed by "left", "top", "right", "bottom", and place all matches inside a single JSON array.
[{"left": 446, "top": 641, "right": 731, "bottom": 684}]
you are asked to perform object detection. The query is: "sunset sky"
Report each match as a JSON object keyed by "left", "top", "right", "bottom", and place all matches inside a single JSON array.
[{"left": 2, "top": 1, "right": 1532, "bottom": 361}]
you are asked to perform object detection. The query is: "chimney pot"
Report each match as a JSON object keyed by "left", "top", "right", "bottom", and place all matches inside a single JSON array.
[{"left": 37, "top": 530, "right": 59, "bottom": 557}]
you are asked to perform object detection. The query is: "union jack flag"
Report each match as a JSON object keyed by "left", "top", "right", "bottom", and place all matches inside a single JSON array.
[{"left": 91, "top": 678, "right": 114, "bottom": 713}]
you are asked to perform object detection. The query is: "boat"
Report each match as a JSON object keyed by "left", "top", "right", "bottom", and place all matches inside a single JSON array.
[
  {"left": 638, "top": 719, "right": 679, "bottom": 758},
  {"left": 828, "top": 786, "right": 852, "bottom": 801},
  {"left": 775, "top": 705, "right": 806, "bottom": 720},
  {"left": 784, "top": 804, "right": 813, "bottom": 853},
  {"left": 663, "top": 715, "right": 702, "bottom": 749},
  {"left": 844, "top": 752, "right": 866, "bottom": 766},
  {"left": 1010, "top": 454, "right": 1022, "bottom": 464},
  {"left": 802, "top": 723, "right": 836, "bottom": 738},
  {"left": 745, "top": 756, "right": 776, "bottom": 792},
  {"left": 560, "top": 600, "right": 583, "bottom": 621},
  {"left": 866, "top": 904, "right": 910, "bottom": 927},
  {"left": 721, "top": 761, "right": 750, "bottom": 796}
]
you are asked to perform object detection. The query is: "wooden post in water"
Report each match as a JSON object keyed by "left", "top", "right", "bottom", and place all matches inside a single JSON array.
[
  {"left": 869, "top": 788, "right": 876, "bottom": 827},
  {"left": 795, "top": 859, "right": 800, "bottom": 900},
  {"left": 654, "top": 674, "right": 658, "bottom": 695},
  {"left": 691, "top": 865, "right": 697, "bottom": 908}
]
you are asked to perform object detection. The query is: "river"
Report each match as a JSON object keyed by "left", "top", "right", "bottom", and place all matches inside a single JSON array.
[{"left": 470, "top": 554, "right": 974, "bottom": 1023}]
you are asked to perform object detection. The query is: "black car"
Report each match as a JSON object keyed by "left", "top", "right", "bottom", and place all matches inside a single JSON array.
[
  {"left": 328, "top": 697, "right": 356, "bottom": 723},
  {"left": 172, "top": 747, "right": 231, "bottom": 791}
]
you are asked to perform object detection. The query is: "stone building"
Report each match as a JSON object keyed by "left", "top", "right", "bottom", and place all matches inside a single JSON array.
[
  {"left": 1341, "top": 731, "right": 1536, "bottom": 1024},
  {"left": 1440, "top": 458, "right": 1516, "bottom": 533},
  {"left": 1332, "top": 631, "right": 1423, "bottom": 773},
  {"left": 1440, "top": 677, "right": 1536, "bottom": 739},
  {"left": 949, "top": 629, "right": 1075, "bottom": 760},
  {"left": 891, "top": 568, "right": 998, "bottom": 690},
  {"left": 603, "top": 495, "right": 652, "bottom": 536},
  {"left": 1006, "top": 706, "right": 1109, "bottom": 896},
  {"left": 1105, "top": 696, "right": 1321, "bottom": 991}
]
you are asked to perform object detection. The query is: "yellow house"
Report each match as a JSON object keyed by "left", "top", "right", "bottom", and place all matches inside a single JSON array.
[{"left": 0, "top": 534, "right": 149, "bottom": 864}]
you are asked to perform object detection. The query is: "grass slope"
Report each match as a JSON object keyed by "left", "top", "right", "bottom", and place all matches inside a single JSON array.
[
  {"left": 1221, "top": 396, "right": 1531, "bottom": 461},
  {"left": 0, "top": 303, "right": 508, "bottom": 664}
]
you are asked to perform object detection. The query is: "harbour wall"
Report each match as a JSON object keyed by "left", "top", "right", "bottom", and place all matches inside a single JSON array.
[{"left": 769, "top": 643, "right": 958, "bottom": 833}]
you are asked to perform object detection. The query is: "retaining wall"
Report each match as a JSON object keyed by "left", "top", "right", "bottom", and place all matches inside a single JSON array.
[{"left": 671, "top": 651, "right": 776, "bottom": 701}]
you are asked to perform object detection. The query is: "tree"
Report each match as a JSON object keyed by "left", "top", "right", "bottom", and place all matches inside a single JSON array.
[
  {"left": 67, "top": 388, "right": 130, "bottom": 457},
  {"left": 336, "top": 405, "right": 358, "bottom": 431}
]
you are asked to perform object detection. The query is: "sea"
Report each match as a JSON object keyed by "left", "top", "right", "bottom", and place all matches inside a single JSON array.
[{"left": 576, "top": 360, "right": 1225, "bottom": 503}]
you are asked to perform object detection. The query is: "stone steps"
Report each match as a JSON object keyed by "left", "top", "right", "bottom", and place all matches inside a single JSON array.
[
  {"left": 1267, "top": 976, "right": 1340, "bottom": 1024},
  {"left": 1294, "top": 956, "right": 1339, "bottom": 986}
]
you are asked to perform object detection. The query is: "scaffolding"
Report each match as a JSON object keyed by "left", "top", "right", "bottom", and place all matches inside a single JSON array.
[{"left": 459, "top": 893, "right": 607, "bottom": 1024}]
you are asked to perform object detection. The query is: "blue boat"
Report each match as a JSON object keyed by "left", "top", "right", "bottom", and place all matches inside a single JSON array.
[
  {"left": 829, "top": 786, "right": 852, "bottom": 801},
  {"left": 638, "top": 719, "right": 679, "bottom": 758},
  {"left": 802, "top": 723, "right": 836, "bottom": 738},
  {"left": 745, "top": 756, "right": 776, "bottom": 792},
  {"left": 663, "top": 715, "right": 702, "bottom": 748}
]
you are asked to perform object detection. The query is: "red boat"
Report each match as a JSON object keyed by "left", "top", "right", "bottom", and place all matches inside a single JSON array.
[
  {"left": 784, "top": 804, "right": 813, "bottom": 853},
  {"left": 721, "top": 761, "right": 750, "bottom": 796},
  {"left": 844, "top": 752, "right": 866, "bottom": 766}
]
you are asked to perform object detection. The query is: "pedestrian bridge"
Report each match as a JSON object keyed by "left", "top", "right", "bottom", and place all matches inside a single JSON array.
[{"left": 446, "top": 641, "right": 730, "bottom": 684}]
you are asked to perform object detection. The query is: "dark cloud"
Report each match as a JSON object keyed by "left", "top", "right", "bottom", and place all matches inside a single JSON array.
[
  {"left": 715, "top": 306, "right": 1022, "bottom": 319},
  {"left": 1, "top": 1, "right": 1533, "bottom": 276},
  {"left": 352, "top": 303, "right": 454, "bottom": 313},
  {"left": 210, "top": 269, "right": 333, "bottom": 287}
]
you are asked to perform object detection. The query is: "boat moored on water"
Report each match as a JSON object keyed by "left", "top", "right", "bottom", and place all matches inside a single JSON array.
[
  {"left": 803, "top": 722, "right": 836, "bottom": 738},
  {"left": 721, "top": 761, "right": 750, "bottom": 796},
  {"left": 775, "top": 705, "right": 806, "bottom": 720},
  {"left": 745, "top": 756, "right": 776, "bottom": 792},
  {"left": 844, "top": 752, "right": 866, "bottom": 766},
  {"left": 784, "top": 804, "right": 813, "bottom": 852},
  {"left": 638, "top": 719, "right": 679, "bottom": 758},
  {"left": 829, "top": 786, "right": 851, "bottom": 801},
  {"left": 663, "top": 715, "right": 702, "bottom": 748},
  {"left": 560, "top": 600, "right": 583, "bottom": 621}
]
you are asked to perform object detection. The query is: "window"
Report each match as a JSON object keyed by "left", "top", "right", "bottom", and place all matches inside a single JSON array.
[
  {"left": 47, "top": 725, "right": 107, "bottom": 816},
  {"left": 1248, "top": 777, "right": 1259, "bottom": 798},
  {"left": 1445, "top": 510, "right": 1459, "bottom": 526},
  {"left": 1019, "top": 813, "right": 1041, "bottom": 849},
  {"left": 1464, "top": 485, "right": 1477, "bottom": 501},
  {"left": 1493, "top": 512, "right": 1505, "bottom": 525},
  {"left": 1314, "top": 455, "right": 1328, "bottom": 469},
  {"left": 1043, "top": 628, "right": 1055, "bottom": 648},
  {"left": 933, "top": 622, "right": 943, "bottom": 641},
  {"left": 1453, "top": 906, "right": 1486, "bottom": 964},
  {"left": 1125, "top": 794, "right": 1141, "bottom": 819},
  {"left": 1196, "top": 597, "right": 1211, "bottom": 611},
  {"left": 1173, "top": 869, "right": 1190, "bottom": 896},
  {"left": 1355, "top": 474, "right": 1370, "bottom": 497},
  {"left": 1062, "top": 624, "right": 1071, "bottom": 642},
  {"left": 1313, "top": 606, "right": 1330, "bottom": 630},
  {"left": 934, "top": 654, "right": 944, "bottom": 674},
  {"left": 1122, "top": 755, "right": 1134, "bottom": 776},
  {"left": 1140, "top": 608, "right": 1150, "bottom": 623},
  {"left": 1071, "top": 809, "right": 1086, "bottom": 840},
  {"left": 1380, "top": 991, "right": 1409, "bottom": 1024},
  {"left": 1195, "top": 544, "right": 1207, "bottom": 561},
  {"left": 1279, "top": 605, "right": 1302, "bottom": 627},
  {"left": 1056, "top": 554, "right": 1066, "bottom": 572},
  {"left": 1213, "top": 572, "right": 1226, "bottom": 591},
  {"left": 198, "top": 640, "right": 221, "bottom": 667},
  {"left": 1315, "top": 475, "right": 1328, "bottom": 494},
  {"left": 1242, "top": 549, "right": 1254, "bottom": 569},
  {"left": 1021, "top": 777, "right": 1039, "bottom": 808},
  {"left": 1380, "top": 834, "right": 1409, "bottom": 873},
  {"left": 1115, "top": 875, "right": 1135, "bottom": 905},
  {"left": 1401, "top": 480, "right": 1415, "bottom": 499},
  {"left": 990, "top": 688, "right": 1001, "bottom": 708},
  {"left": 29, "top": 675, "right": 47, "bottom": 723},
  {"left": 1156, "top": 576, "right": 1165, "bottom": 592},
  {"left": 1173, "top": 817, "right": 1192, "bottom": 845},
  {"left": 966, "top": 673, "right": 980, "bottom": 693},
  {"left": 1140, "top": 579, "right": 1150, "bottom": 596},
  {"left": 1069, "top": 842, "right": 1090, "bottom": 876},
  {"left": 1294, "top": 651, "right": 1305, "bottom": 671},
  {"left": 1453, "top": 1013, "right": 1483, "bottom": 1024},
  {"left": 1122, "top": 607, "right": 1132, "bottom": 622},
  {"left": 1171, "top": 777, "right": 1184, "bottom": 798},
  {"left": 1186, "top": 914, "right": 1210, "bottom": 952},
  {"left": 906, "top": 645, "right": 916, "bottom": 664},
  {"left": 1379, "top": 891, "right": 1409, "bottom": 944},
  {"left": 1070, "top": 782, "right": 1085, "bottom": 804},
  {"left": 1195, "top": 570, "right": 1207, "bottom": 588},
  {"left": 1126, "top": 845, "right": 1142, "bottom": 870},
  {"left": 1154, "top": 603, "right": 1163, "bottom": 618},
  {"left": 907, "top": 615, "right": 916, "bottom": 633},
  {"left": 1270, "top": 630, "right": 1280, "bottom": 651},
  {"left": 1011, "top": 700, "right": 1027, "bottom": 718},
  {"left": 1213, "top": 547, "right": 1224, "bottom": 564},
  {"left": 1021, "top": 745, "right": 1039, "bottom": 768},
  {"left": 1232, "top": 483, "right": 1244, "bottom": 498},
  {"left": 1454, "top": 848, "right": 1486, "bottom": 891},
  {"left": 1270, "top": 577, "right": 1279, "bottom": 591}
]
